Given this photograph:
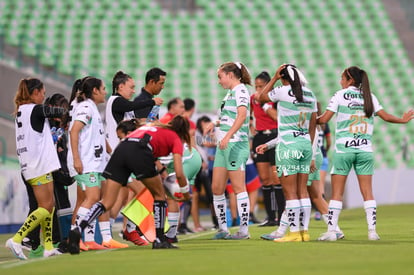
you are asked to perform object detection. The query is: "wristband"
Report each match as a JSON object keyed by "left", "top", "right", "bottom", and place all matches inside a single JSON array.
[
  {"left": 179, "top": 184, "right": 190, "bottom": 193},
  {"left": 158, "top": 166, "right": 167, "bottom": 174}
]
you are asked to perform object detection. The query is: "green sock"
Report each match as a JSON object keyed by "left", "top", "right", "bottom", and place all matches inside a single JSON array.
[{"left": 13, "top": 207, "right": 49, "bottom": 243}]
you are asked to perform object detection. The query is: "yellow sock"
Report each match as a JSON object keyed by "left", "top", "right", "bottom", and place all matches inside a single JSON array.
[
  {"left": 12, "top": 207, "right": 49, "bottom": 243},
  {"left": 42, "top": 207, "right": 54, "bottom": 251}
]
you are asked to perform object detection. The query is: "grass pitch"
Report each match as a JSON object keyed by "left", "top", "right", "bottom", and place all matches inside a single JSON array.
[{"left": 1, "top": 204, "right": 413, "bottom": 275}]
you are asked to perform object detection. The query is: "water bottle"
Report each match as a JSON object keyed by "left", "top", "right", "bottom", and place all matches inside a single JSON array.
[{"left": 146, "top": 105, "right": 160, "bottom": 122}]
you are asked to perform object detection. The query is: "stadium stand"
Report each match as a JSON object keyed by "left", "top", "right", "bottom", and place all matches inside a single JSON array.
[{"left": 0, "top": 0, "right": 413, "bottom": 168}]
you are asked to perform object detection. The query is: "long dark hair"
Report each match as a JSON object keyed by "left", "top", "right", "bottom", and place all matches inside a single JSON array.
[
  {"left": 77, "top": 77, "right": 102, "bottom": 103},
  {"left": 255, "top": 71, "right": 271, "bottom": 83},
  {"left": 280, "top": 64, "right": 303, "bottom": 102},
  {"left": 344, "top": 66, "right": 374, "bottom": 118},
  {"left": 116, "top": 119, "right": 143, "bottom": 136},
  {"left": 155, "top": 116, "right": 191, "bottom": 148},
  {"left": 44, "top": 93, "right": 70, "bottom": 128}
]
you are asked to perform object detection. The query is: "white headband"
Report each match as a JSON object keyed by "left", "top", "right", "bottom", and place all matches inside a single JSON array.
[
  {"left": 286, "top": 65, "right": 308, "bottom": 86},
  {"left": 234, "top": 62, "right": 242, "bottom": 69}
]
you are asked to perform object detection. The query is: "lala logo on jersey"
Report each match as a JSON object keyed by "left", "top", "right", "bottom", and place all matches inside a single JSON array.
[{"left": 345, "top": 134, "right": 368, "bottom": 148}]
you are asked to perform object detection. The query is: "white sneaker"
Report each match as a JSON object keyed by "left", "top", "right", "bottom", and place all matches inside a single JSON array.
[
  {"left": 6, "top": 238, "right": 27, "bottom": 260},
  {"left": 368, "top": 230, "right": 380, "bottom": 241},
  {"left": 317, "top": 231, "right": 338, "bottom": 241},
  {"left": 336, "top": 230, "right": 345, "bottom": 240},
  {"left": 43, "top": 248, "right": 63, "bottom": 257}
]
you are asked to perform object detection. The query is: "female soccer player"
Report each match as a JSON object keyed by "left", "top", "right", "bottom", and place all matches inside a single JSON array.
[
  {"left": 251, "top": 71, "right": 285, "bottom": 226},
  {"left": 257, "top": 64, "right": 317, "bottom": 242},
  {"left": 205, "top": 61, "right": 252, "bottom": 240},
  {"left": 67, "top": 77, "right": 108, "bottom": 250},
  {"left": 68, "top": 116, "right": 192, "bottom": 252},
  {"left": 317, "top": 66, "right": 414, "bottom": 241},
  {"left": 6, "top": 78, "right": 67, "bottom": 259}
]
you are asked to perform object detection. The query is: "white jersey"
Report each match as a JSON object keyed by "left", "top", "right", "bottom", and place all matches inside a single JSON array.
[
  {"left": 327, "top": 86, "right": 383, "bottom": 153},
  {"left": 67, "top": 99, "right": 106, "bottom": 176},
  {"left": 105, "top": 95, "right": 135, "bottom": 150},
  {"left": 268, "top": 85, "right": 317, "bottom": 145},
  {"left": 15, "top": 104, "right": 60, "bottom": 180},
  {"left": 216, "top": 84, "right": 250, "bottom": 142}
]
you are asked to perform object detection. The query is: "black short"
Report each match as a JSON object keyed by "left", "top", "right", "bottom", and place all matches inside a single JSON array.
[
  {"left": 252, "top": 131, "right": 277, "bottom": 165},
  {"left": 102, "top": 140, "right": 157, "bottom": 186}
]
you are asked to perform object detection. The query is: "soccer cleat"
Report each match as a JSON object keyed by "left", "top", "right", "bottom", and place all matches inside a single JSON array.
[
  {"left": 336, "top": 231, "right": 345, "bottom": 240},
  {"left": 79, "top": 240, "right": 89, "bottom": 251},
  {"left": 259, "top": 220, "right": 279, "bottom": 227},
  {"left": 21, "top": 238, "right": 32, "bottom": 251},
  {"left": 43, "top": 248, "right": 62, "bottom": 257},
  {"left": 301, "top": 230, "right": 311, "bottom": 242},
  {"left": 6, "top": 238, "right": 27, "bottom": 260},
  {"left": 273, "top": 231, "right": 303, "bottom": 243},
  {"left": 224, "top": 231, "right": 250, "bottom": 240},
  {"left": 29, "top": 245, "right": 44, "bottom": 258},
  {"left": 177, "top": 224, "right": 194, "bottom": 235},
  {"left": 123, "top": 229, "right": 149, "bottom": 246},
  {"left": 152, "top": 240, "right": 178, "bottom": 249},
  {"left": 212, "top": 230, "right": 231, "bottom": 240},
  {"left": 261, "top": 230, "right": 284, "bottom": 241},
  {"left": 84, "top": 241, "right": 107, "bottom": 250},
  {"left": 165, "top": 236, "right": 178, "bottom": 243},
  {"left": 68, "top": 228, "right": 81, "bottom": 255},
  {"left": 102, "top": 238, "right": 129, "bottom": 249},
  {"left": 317, "top": 231, "right": 338, "bottom": 241},
  {"left": 368, "top": 230, "right": 380, "bottom": 241}
]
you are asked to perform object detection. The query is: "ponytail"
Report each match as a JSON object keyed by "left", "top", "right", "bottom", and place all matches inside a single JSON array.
[
  {"left": 219, "top": 62, "right": 252, "bottom": 85},
  {"left": 280, "top": 64, "right": 304, "bottom": 102},
  {"left": 14, "top": 78, "right": 44, "bottom": 114},
  {"left": 344, "top": 66, "right": 374, "bottom": 118},
  {"left": 112, "top": 71, "right": 132, "bottom": 95},
  {"left": 155, "top": 116, "right": 191, "bottom": 148}
]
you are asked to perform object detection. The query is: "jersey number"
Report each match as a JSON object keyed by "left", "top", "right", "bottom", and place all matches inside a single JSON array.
[
  {"left": 349, "top": 115, "right": 367, "bottom": 134},
  {"left": 297, "top": 112, "right": 306, "bottom": 128},
  {"left": 16, "top": 111, "right": 23, "bottom": 128}
]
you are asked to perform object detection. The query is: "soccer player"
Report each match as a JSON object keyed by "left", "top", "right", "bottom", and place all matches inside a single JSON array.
[
  {"left": 205, "top": 62, "right": 252, "bottom": 240},
  {"left": 67, "top": 77, "right": 108, "bottom": 250},
  {"left": 317, "top": 66, "right": 414, "bottom": 241},
  {"left": 6, "top": 78, "right": 67, "bottom": 259},
  {"left": 68, "top": 116, "right": 192, "bottom": 252},
  {"left": 257, "top": 64, "right": 317, "bottom": 242},
  {"left": 250, "top": 71, "right": 285, "bottom": 226}
]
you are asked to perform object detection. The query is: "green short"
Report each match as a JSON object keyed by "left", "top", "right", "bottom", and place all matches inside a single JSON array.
[
  {"left": 330, "top": 152, "right": 374, "bottom": 175},
  {"left": 213, "top": 141, "right": 249, "bottom": 171},
  {"left": 183, "top": 149, "right": 202, "bottom": 185},
  {"left": 276, "top": 141, "right": 312, "bottom": 177},
  {"left": 307, "top": 153, "right": 323, "bottom": 186},
  {"left": 75, "top": 172, "right": 104, "bottom": 190}
]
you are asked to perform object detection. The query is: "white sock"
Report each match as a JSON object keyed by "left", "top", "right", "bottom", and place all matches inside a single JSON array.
[
  {"left": 99, "top": 221, "right": 112, "bottom": 242},
  {"left": 236, "top": 192, "right": 250, "bottom": 234},
  {"left": 166, "top": 212, "right": 180, "bottom": 238},
  {"left": 322, "top": 214, "right": 342, "bottom": 232},
  {"left": 276, "top": 210, "right": 288, "bottom": 235},
  {"left": 213, "top": 194, "right": 228, "bottom": 232},
  {"left": 126, "top": 219, "right": 136, "bottom": 233},
  {"left": 364, "top": 200, "right": 377, "bottom": 231},
  {"left": 327, "top": 200, "right": 342, "bottom": 232},
  {"left": 299, "top": 198, "right": 312, "bottom": 231},
  {"left": 285, "top": 199, "right": 301, "bottom": 232},
  {"left": 109, "top": 218, "right": 115, "bottom": 226},
  {"left": 77, "top": 207, "right": 95, "bottom": 242}
]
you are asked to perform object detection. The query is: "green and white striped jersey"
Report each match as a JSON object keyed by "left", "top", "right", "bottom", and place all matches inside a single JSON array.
[
  {"left": 216, "top": 83, "right": 250, "bottom": 142},
  {"left": 268, "top": 85, "right": 317, "bottom": 145},
  {"left": 327, "top": 86, "right": 383, "bottom": 153}
]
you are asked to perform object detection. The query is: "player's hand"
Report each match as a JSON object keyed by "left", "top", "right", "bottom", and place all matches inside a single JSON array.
[
  {"left": 153, "top": 97, "right": 163, "bottom": 105},
  {"left": 310, "top": 160, "right": 317, "bottom": 174},
  {"left": 74, "top": 158, "right": 83, "bottom": 175},
  {"left": 176, "top": 192, "right": 192, "bottom": 202},
  {"left": 402, "top": 109, "right": 414, "bottom": 123},
  {"left": 256, "top": 144, "right": 268, "bottom": 154}
]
